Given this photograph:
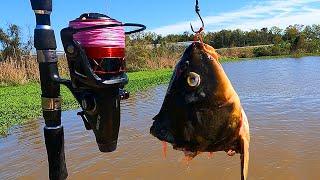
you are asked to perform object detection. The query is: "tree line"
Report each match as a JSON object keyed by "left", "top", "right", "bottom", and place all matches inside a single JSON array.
[
  {"left": 127, "top": 24, "right": 320, "bottom": 58},
  {"left": 1, "top": 24, "right": 320, "bottom": 61},
  {"left": 128, "top": 24, "right": 320, "bottom": 53}
]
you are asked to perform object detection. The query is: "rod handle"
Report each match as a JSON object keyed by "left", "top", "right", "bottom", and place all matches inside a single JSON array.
[
  {"left": 30, "top": 0, "right": 52, "bottom": 11},
  {"left": 44, "top": 126, "right": 68, "bottom": 180}
]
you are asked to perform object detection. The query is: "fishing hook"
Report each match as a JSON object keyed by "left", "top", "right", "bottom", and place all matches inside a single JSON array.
[{"left": 190, "top": 0, "right": 205, "bottom": 33}]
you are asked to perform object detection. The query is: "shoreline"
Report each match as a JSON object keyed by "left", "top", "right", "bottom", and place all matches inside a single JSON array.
[
  {"left": 219, "top": 53, "right": 320, "bottom": 62},
  {"left": 0, "top": 69, "right": 172, "bottom": 136},
  {"left": 1, "top": 54, "right": 320, "bottom": 136}
]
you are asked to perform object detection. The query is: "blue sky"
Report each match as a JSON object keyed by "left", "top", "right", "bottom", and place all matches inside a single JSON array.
[{"left": 0, "top": 0, "right": 320, "bottom": 50}]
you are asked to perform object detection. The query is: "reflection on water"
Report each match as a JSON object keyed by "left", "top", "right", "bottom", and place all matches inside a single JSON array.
[{"left": 1, "top": 57, "right": 320, "bottom": 179}]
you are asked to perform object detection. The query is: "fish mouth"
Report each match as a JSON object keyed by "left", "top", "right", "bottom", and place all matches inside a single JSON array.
[
  {"left": 150, "top": 116, "right": 199, "bottom": 153},
  {"left": 150, "top": 121, "right": 200, "bottom": 158},
  {"left": 150, "top": 119, "right": 175, "bottom": 144},
  {"left": 150, "top": 119, "right": 201, "bottom": 161}
]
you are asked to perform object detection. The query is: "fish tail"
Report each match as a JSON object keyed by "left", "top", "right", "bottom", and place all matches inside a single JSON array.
[
  {"left": 240, "top": 137, "right": 249, "bottom": 180},
  {"left": 240, "top": 109, "right": 250, "bottom": 180}
]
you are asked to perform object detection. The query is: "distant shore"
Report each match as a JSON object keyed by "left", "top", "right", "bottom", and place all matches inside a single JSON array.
[
  {"left": 220, "top": 52, "right": 320, "bottom": 62},
  {"left": 1, "top": 54, "right": 320, "bottom": 136}
]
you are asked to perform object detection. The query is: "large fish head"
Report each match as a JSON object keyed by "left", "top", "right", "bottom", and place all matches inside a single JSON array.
[
  {"left": 150, "top": 42, "right": 250, "bottom": 179},
  {"left": 150, "top": 42, "right": 225, "bottom": 150}
]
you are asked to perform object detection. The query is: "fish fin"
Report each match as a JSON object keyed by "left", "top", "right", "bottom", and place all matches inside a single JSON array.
[
  {"left": 240, "top": 109, "right": 250, "bottom": 180},
  {"left": 183, "top": 155, "right": 193, "bottom": 166},
  {"left": 227, "top": 149, "right": 236, "bottom": 156},
  {"left": 162, "top": 141, "right": 167, "bottom": 158}
]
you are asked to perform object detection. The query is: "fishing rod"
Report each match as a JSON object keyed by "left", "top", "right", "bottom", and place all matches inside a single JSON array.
[{"left": 30, "top": 0, "right": 145, "bottom": 179}]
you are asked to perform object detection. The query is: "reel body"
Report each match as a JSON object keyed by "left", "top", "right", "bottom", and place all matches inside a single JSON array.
[{"left": 60, "top": 13, "right": 144, "bottom": 152}]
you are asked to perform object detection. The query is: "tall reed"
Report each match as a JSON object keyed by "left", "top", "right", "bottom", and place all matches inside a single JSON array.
[
  {"left": 0, "top": 44, "right": 182, "bottom": 86},
  {"left": 0, "top": 56, "right": 69, "bottom": 86}
]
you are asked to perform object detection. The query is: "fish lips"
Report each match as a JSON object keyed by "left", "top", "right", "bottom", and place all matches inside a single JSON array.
[{"left": 150, "top": 112, "right": 175, "bottom": 144}]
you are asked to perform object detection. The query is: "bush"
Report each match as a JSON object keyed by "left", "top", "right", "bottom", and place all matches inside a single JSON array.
[
  {"left": 253, "top": 47, "right": 272, "bottom": 57},
  {"left": 126, "top": 41, "right": 183, "bottom": 72},
  {"left": 216, "top": 47, "right": 254, "bottom": 58},
  {"left": 305, "top": 40, "right": 320, "bottom": 53}
]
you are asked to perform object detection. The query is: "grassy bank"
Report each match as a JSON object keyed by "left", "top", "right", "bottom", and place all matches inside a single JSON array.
[
  {"left": 1, "top": 50, "right": 319, "bottom": 136},
  {"left": 219, "top": 52, "right": 320, "bottom": 62},
  {"left": 216, "top": 43, "right": 320, "bottom": 60},
  {"left": 0, "top": 69, "right": 172, "bottom": 136}
]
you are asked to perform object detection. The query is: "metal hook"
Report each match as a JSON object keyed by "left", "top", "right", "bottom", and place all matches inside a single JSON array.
[{"left": 190, "top": 0, "right": 204, "bottom": 33}]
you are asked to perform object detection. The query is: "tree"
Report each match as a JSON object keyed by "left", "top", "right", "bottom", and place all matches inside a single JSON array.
[
  {"left": 0, "top": 24, "right": 34, "bottom": 61},
  {"left": 0, "top": 24, "right": 22, "bottom": 60},
  {"left": 291, "top": 35, "right": 306, "bottom": 53},
  {"left": 304, "top": 25, "right": 320, "bottom": 40},
  {"left": 284, "top": 24, "right": 303, "bottom": 42},
  {"left": 270, "top": 26, "right": 283, "bottom": 44}
]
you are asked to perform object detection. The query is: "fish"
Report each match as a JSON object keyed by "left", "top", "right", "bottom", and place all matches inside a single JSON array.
[{"left": 150, "top": 42, "right": 250, "bottom": 180}]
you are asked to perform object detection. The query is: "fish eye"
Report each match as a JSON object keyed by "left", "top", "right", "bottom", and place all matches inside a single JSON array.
[{"left": 187, "top": 72, "right": 201, "bottom": 87}]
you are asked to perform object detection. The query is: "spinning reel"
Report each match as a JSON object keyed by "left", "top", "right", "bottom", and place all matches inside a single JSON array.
[
  {"left": 61, "top": 13, "right": 145, "bottom": 152},
  {"left": 30, "top": 0, "right": 145, "bottom": 179}
]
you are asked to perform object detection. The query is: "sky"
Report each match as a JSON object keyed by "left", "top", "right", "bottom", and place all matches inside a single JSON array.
[{"left": 0, "top": 0, "right": 320, "bottom": 50}]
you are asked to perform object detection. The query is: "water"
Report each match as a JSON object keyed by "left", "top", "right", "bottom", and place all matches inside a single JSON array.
[{"left": 1, "top": 57, "right": 320, "bottom": 179}]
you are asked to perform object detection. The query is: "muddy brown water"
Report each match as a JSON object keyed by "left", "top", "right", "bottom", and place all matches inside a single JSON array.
[{"left": 1, "top": 57, "right": 320, "bottom": 180}]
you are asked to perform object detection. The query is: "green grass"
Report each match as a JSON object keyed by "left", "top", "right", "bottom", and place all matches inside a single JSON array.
[{"left": 0, "top": 69, "right": 172, "bottom": 136}]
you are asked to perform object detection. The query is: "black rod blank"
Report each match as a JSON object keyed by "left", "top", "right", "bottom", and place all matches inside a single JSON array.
[{"left": 30, "top": 0, "right": 68, "bottom": 179}]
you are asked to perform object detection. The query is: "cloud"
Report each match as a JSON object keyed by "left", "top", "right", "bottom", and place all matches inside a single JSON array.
[{"left": 150, "top": 0, "right": 320, "bottom": 35}]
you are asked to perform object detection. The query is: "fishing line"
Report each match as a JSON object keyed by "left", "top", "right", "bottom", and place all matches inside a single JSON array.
[
  {"left": 68, "top": 13, "right": 145, "bottom": 75},
  {"left": 69, "top": 16, "right": 126, "bottom": 59},
  {"left": 191, "top": 0, "right": 205, "bottom": 43}
]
